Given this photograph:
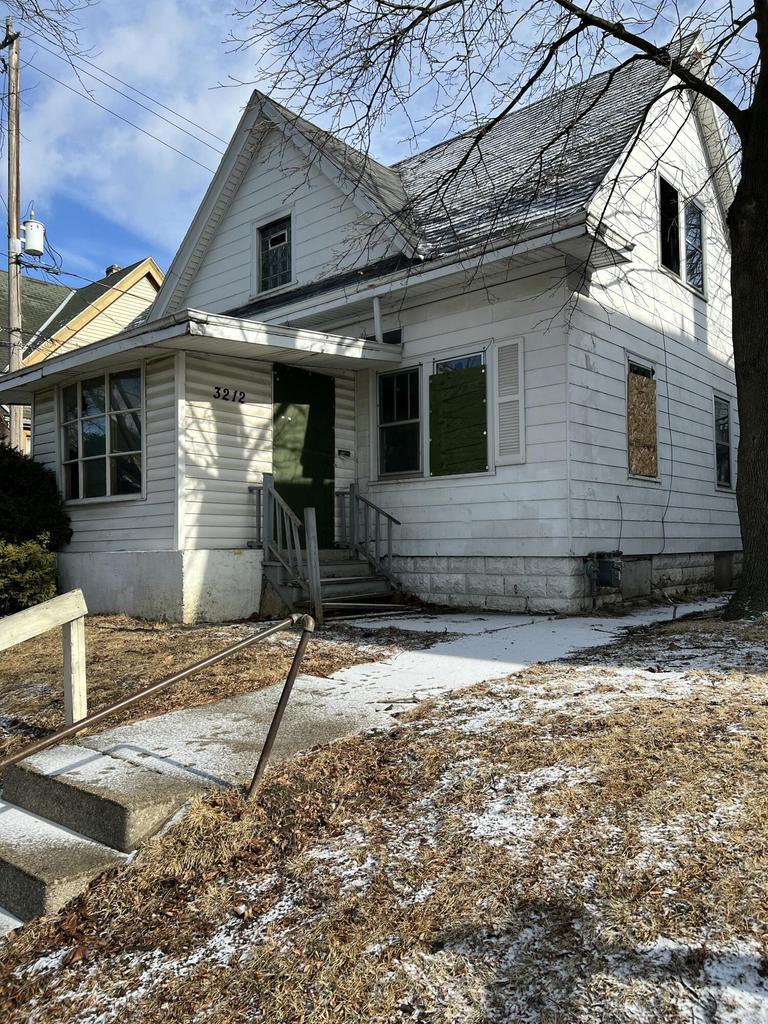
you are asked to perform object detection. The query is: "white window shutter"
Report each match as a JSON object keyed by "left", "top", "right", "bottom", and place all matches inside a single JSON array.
[{"left": 495, "top": 339, "right": 525, "bottom": 464}]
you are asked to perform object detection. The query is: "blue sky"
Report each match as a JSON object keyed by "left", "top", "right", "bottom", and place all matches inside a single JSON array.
[{"left": 5, "top": 0, "right": 436, "bottom": 292}]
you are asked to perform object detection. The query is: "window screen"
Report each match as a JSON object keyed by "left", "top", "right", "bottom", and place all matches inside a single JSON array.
[
  {"left": 378, "top": 368, "right": 420, "bottom": 475},
  {"left": 627, "top": 362, "right": 658, "bottom": 478},
  {"left": 714, "top": 396, "right": 732, "bottom": 488},
  {"left": 659, "top": 177, "right": 680, "bottom": 275},
  {"left": 259, "top": 217, "right": 291, "bottom": 291}
]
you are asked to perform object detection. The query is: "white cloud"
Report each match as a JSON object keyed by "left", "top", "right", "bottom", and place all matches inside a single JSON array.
[{"left": 18, "top": 0, "right": 262, "bottom": 268}]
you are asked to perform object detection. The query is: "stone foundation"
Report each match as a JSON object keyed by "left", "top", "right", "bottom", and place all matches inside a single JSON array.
[{"left": 391, "top": 550, "right": 742, "bottom": 614}]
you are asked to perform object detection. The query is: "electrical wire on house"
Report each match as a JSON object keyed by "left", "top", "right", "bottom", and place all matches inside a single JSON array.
[
  {"left": 28, "top": 36, "right": 226, "bottom": 156},
  {"left": 27, "top": 33, "right": 229, "bottom": 147},
  {"left": 27, "top": 64, "right": 217, "bottom": 174}
]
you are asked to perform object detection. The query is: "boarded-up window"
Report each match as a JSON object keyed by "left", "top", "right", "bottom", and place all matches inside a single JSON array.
[
  {"left": 627, "top": 362, "right": 658, "bottom": 477},
  {"left": 429, "top": 362, "right": 487, "bottom": 476},
  {"left": 495, "top": 339, "right": 525, "bottom": 464}
]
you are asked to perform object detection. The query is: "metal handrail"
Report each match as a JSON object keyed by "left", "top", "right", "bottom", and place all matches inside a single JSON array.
[{"left": 0, "top": 613, "right": 316, "bottom": 800}]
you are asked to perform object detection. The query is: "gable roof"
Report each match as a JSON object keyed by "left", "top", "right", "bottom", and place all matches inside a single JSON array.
[
  {"left": 0, "top": 271, "right": 72, "bottom": 364},
  {"left": 155, "top": 37, "right": 721, "bottom": 317},
  {"left": 394, "top": 58, "right": 676, "bottom": 256},
  {"left": 23, "top": 257, "right": 164, "bottom": 364}
]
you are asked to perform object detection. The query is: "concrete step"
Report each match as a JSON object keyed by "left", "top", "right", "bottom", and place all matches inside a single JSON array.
[
  {"left": 0, "top": 798, "right": 125, "bottom": 921},
  {"left": 3, "top": 745, "right": 200, "bottom": 854},
  {"left": 319, "top": 576, "right": 391, "bottom": 598}
]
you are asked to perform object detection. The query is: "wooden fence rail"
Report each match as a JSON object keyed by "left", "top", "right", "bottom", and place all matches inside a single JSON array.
[{"left": 0, "top": 590, "right": 88, "bottom": 725}]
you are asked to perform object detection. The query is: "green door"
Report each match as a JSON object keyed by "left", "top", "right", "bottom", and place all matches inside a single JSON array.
[{"left": 273, "top": 364, "right": 336, "bottom": 548}]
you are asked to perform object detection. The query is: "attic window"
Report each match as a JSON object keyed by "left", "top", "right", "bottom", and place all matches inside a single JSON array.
[
  {"left": 659, "top": 177, "right": 680, "bottom": 275},
  {"left": 259, "top": 217, "right": 292, "bottom": 292}
]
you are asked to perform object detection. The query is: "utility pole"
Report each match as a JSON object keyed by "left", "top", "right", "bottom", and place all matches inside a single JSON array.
[{"left": 1, "top": 18, "right": 21, "bottom": 450}]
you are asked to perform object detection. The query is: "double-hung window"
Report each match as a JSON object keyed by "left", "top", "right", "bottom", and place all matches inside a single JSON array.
[
  {"left": 378, "top": 368, "right": 420, "bottom": 476},
  {"left": 714, "top": 395, "right": 732, "bottom": 489},
  {"left": 61, "top": 368, "right": 143, "bottom": 500},
  {"left": 259, "top": 217, "right": 291, "bottom": 292},
  {"left": 659, "top": 176, "right": 706, "bottom": 293}
]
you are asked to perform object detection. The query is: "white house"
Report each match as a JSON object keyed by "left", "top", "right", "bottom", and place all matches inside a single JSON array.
[{"left": 0, "top": 42, "right": 741, "bottom": 622}]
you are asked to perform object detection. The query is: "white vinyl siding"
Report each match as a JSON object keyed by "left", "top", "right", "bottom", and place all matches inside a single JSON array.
[
  {"left": 574, "top": 88, "right": 738, "bottom": 556},
  {"left": 494, "top": 339, "right": 525, "bottom": 465},
  {"left": 351, "top": 261, "right": 570, "bottom": 558},
  {"left": 31, "top": 357, "right": 177, "bottom": 553},
  {"left": 182, "top": 354, "right": 272, "bottom": 550},
  {"left": 183, "top": 129, "right": 396, "bottom": 313}
]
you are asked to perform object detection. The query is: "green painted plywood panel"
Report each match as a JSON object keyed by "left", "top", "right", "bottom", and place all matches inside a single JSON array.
[{"left": 429, "top": 365, "right": 488, "bottom": 477}]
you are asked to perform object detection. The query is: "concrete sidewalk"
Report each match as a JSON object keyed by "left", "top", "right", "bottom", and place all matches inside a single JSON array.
[
  {"left": 76, "top": 596, "right": 725, "bottom": 789},
  {"left": 0, "top": 597, "right": 724, "bottom": 933}
]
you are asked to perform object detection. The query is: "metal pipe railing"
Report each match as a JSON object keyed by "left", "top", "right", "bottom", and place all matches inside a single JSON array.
[{"left": 0, "top": 615, "right": 316, "bottom": 787}]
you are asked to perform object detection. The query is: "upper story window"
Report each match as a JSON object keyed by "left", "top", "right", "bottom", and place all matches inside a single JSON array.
[
  {"left": 259, "top": 217, "right": 291, "bottom": 292},
  {"left": 659, "top": 177, "right": 680, "bottom": 275},
  {"left": 61, "top": 368, "right": 142, "bottom": 501},
  {"left": 659, "top": 176, "right": 706, "bottom": 293}
]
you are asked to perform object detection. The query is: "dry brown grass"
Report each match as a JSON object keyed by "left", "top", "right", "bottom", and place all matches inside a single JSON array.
[
  {"left": 1, "top": 615, "right": 767, "bottom": 1022},
  {"left": 0, "top": 616, "right": 434, "bottom": 762}
]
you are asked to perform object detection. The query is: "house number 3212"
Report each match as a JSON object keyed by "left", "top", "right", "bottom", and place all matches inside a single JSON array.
[{"left": 212, "top": 386, "right": 246, "bottom": 403}]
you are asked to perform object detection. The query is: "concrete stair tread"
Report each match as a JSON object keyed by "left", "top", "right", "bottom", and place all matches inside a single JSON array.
[
  {"left": 3, "top": 744, "right": 202, "bottom": 853},
  {"left": 0, "top": 798, "right": 125, "bottom": 921}
]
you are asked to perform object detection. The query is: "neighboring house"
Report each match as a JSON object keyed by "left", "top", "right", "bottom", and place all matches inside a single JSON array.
[
  {"left": 0, "top": 39, "right": 741, "bottom": 622},
  {"left": 1, "top": 259, "right": 163, "bottom": 450}
]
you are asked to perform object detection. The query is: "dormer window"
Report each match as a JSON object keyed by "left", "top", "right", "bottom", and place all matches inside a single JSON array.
[
  {"left": 659, "top": 176, "right": 706, "bottom": 294},
  {"left": 259, "top": 217, "right": 291, "bottom": 292}
]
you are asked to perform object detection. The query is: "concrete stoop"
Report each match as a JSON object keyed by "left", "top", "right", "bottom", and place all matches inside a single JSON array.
[
  {"left": 0, "top": 745, "right": 203, "bottom": 923},
  {"left": 0, "top": 672, "right": 339, "bottom": 927}
]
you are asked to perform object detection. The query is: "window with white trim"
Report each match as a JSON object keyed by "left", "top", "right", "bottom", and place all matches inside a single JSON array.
[
  {"left": 659, "top": 176, "right": 706, "bottom": 293},
  {"left": 61, "top": 368, "right": 143, "bottom": 500},
  {"left": 259, "top": 217, "right": 291, "bottom": 291},
  {"left": 714, "top": 395, "right": 732, "bottom": 489},
  {"left": 378, "top": 367, "right": 420, "bottom": 476},
  {"left": 494, "top": 339, "right": 525, "bottom": 464}
]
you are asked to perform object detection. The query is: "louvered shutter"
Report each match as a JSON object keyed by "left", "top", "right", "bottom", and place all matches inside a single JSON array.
[{"left": 495, "top": 339, "right": 525, "bottom": 464}]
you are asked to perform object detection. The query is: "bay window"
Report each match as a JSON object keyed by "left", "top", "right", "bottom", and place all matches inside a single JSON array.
[{"left": 61, "top": 367, "right": 143, "bottom": 500}]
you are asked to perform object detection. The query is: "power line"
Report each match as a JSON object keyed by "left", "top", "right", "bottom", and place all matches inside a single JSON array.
[
  {"left": 28, "top": 36, "right": 226, "bottom": 155},
  {"left": 28, "top": 63, "right": 217, "bottom": 174},
  {"left": 28, "top": 32, "right": 230, "bottom": 147}
]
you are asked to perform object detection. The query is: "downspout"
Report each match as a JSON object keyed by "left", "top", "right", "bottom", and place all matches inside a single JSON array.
[{"left": 372, "top": 296, "right": 384, "bottom": 343}]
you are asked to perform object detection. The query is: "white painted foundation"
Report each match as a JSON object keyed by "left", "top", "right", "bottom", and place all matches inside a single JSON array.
[{"left": 57, "top": 549, "right": 264, "bottom": 623}]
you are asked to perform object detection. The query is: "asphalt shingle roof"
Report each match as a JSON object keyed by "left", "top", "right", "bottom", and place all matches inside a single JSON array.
[
  {"left": 31, "top": 260, "right": 146, "bottom": 349},
  {"left": 394, "top": 58, "right": 674, "bottom": 255},
  {"left": 0, "top": 271, "right": 71, "bottom": 366}
]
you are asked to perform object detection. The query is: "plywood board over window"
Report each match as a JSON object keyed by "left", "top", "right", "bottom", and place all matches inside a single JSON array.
[
  {"left": 627, "top": 363, "right": 658, "bottom": 478},
  {"left": 429, "top": 365, "right": 488, "bottom": 476}
]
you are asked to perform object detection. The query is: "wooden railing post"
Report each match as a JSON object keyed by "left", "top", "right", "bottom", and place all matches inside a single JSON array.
[
  {"left": 63, "top": 616, "right": 87, "bottom": 724},
  {"left": 387, "top": 518, "right": 393, "bottom": 573},
  {"left": 304, "top": 507, "right": 324, "bottom": 626},
  {"left": 263, "top": 472, "right": 275, "bottom": 553}
]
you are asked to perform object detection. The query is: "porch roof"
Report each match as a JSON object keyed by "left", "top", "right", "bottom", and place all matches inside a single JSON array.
[{"left": 0, "top": 309, "right": 402, "bottom": 403}]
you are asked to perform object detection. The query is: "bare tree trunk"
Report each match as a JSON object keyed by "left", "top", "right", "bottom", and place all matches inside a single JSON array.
[{"left": 726, "top": 82, "right": 768, "bottom": 617}]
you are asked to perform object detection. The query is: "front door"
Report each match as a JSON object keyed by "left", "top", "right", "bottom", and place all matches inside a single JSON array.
[{"left": 273, "top": 364, "right": 336, "bottom": 548}]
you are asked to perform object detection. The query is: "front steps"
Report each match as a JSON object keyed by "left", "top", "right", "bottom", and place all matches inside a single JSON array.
[
  {"left": 0, "top": 745, "right": 202, "bottom": 923},
  {"left": 265, "top": 550, "right": 407, "bottom": 618}
]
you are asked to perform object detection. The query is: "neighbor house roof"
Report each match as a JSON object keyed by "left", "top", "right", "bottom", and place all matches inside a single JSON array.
[
  {"left": 22, "top": 257, "right": 164, "bottom": 366},
  {"left": 0, "top": 271, "right": 72, "bottom": 365}
]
